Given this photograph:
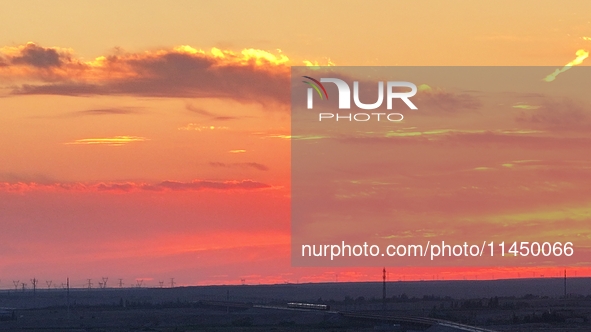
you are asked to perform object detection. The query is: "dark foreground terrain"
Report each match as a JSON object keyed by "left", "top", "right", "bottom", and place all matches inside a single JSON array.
[{"left": 0, "top": 278, "right": 590, "bottom": 331}]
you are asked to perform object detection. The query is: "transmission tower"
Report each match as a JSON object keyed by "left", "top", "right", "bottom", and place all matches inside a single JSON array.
[
  {"left": 13, "top": 280, "right": 19, "bottom": 291},
  {"left": 21, "top": 282, "right": 27, "bottom": 292},
  {"left": 102, "top": 277, "right": 108, "bottom": 289},
  {"left": 136, "top": 279, "right": 144, "bottom": 288},
  {"left": 170, "top": 278, "right": 175, "bottom": 288},
  {"left": 86, "top": 279, "right": 93, "bottom": 290},
  {"left": 46, "top": 280, "right": 52, "bottom": 289},
  {"left": 158, "top": 281, "right": 164, "bottom": 288}
]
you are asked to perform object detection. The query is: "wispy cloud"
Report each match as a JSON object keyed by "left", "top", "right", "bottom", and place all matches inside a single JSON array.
[
  {"left": 71, "top": 108, "right": 141, "bottom": 116},
  {"left": 515, "top": 98, "right": 591, "bottom": 131},
  {"left": 152, "top": 180, "right": 270, "bottom": 191},
  {"left": 65, "top": 136, "right": 148, "bottom": 146},
  {"left": 185, "top": 104, "right": 242, "bottom": 121},
  {"left": 334, "top": 129, "right": 591, "bottom": 150},
  {"left": 209, "top": 162, "right": 269, "bottom": 171},
  {"left": 512, "top": 103, "right": 540, "bottom": 110},
  {"left": 0, "top": 179, "right": 273, "bottom": 193},
  {"left": 382, "top": 128, "right": 542, "bottom": 138},
  {"left": 177, "top": 124, "right": 228, "bottom": 131},
  {"left": 263, "top": 134, "right": 292, "bottom": 139},
  {"left": 252, "top": 132, "right": 327, "bottom": 140},
  {"left": 413, "top": 85, "right": 482, "bottom": 114}
]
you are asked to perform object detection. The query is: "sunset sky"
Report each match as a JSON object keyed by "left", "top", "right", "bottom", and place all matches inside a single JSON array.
[{"left": 1, "top": 1, "right": 591, "bottom": 288}]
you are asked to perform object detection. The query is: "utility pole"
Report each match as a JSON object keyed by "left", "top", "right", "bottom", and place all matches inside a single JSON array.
[
  {"left": 170, "top": 278, "right": 175, "bottom": 288},
  {"left": 31, "top": 278, "right": 38, "bottom": 296},
  {"left": 382, "top": 267, "right": 387, "bottom": 316},
  {"left": 67, "top": 277, "right": 70, "bottom": 320},
  {"left": 564, "top": 269, "right": 567, "bottom": 298}
]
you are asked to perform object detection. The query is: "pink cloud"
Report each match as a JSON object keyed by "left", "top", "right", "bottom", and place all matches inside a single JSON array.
[{"left": 0, "top": 179, "right": 273, "bottom": 193}]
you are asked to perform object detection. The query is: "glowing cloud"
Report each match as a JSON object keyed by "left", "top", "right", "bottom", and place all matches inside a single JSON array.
[
  {"left": 263, "top": 134, "right": 292, "bottom": 139},
  {"left": 0, "top": 43, "right": 291, "bottom": 104},
  {"left": 303, "top": 58, "right": 335, "bottom": 68},
  {"left": 512, "top": 103, "right": 540, "bottom": 110},
  {"left": 543, "top": 49, "right": 589, "bottom": 82},
  {"left": 417, "top": 84, "right": 432, "bottom": 92},
  {"left": 65, "top": 136, "right": 148, "bottom": 146},
  {"left": 240, "top": 48, "right": 289, "bottom": 65}
]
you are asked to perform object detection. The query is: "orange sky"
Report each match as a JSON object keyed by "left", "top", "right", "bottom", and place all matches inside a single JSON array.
[{"left": 1, "top": 1, "right": 591, "bottom": 288}]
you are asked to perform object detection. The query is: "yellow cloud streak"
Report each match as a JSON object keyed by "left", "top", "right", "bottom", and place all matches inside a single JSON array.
[
  {"left": 543, "top": 49, "right": 589, "bottom": 82},
  {"left": 384, "top": 129, "right": 542, "bottom": 138},
  {"left": 512, "top": 103, "right": 540, "bottom": 110},
  {"left": 303, "top": 58, "right": 336, "bottom": 68},
  {"left": 65, "top": 136, "right": 148, "bottom": 146},
  {"left": 178, "top": 124, "right": 228, "bottom": 131}
]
